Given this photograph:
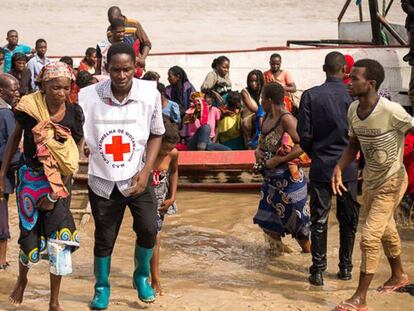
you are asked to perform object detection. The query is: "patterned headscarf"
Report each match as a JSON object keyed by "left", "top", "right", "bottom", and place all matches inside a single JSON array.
[{"left": 36, "top": 61, "right": 74, "bottom": 84}]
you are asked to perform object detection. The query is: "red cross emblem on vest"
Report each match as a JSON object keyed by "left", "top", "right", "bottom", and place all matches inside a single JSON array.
[{"left": 105, "top": 135, "right": 131, "bottom": 162}]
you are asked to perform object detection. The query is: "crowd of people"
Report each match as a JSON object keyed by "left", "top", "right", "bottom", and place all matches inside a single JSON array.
[{"left": 0, "top": 4, "right": 413, "bottom": 311}]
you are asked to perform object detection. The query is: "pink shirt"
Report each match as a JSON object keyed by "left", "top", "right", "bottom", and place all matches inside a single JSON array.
[{"left": 188, "top": 106, "right": 221, "bottom": 139}]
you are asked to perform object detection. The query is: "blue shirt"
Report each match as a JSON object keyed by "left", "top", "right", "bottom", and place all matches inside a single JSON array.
[
  {"left": 2, "top": 44, "right": 31, "bottom": 73},
  {"left": 162, "top": 100, "right": 181, "bottom": 124},
  {"left": 297, "top": 76, "right": 358, "bottom": 183},
  {"left": 27, "top": 54, "right": 51, "bottom": 90}
]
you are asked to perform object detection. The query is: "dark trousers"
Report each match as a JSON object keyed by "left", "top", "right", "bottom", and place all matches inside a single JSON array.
[
  {"left": 309, "top": 181, "right": 360, "bottom": 274},
  {"left": 89, "top": 185, "right": 158, "bottom": 257}
]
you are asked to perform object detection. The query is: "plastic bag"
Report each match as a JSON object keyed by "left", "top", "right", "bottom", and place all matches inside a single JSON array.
[{"left": 47, "top": 239, "right": 78, "bottom": 276}]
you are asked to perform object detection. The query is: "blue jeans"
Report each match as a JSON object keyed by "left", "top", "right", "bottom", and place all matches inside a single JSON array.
[{"left": 187, "top": 125, "right": 231, "bottom": 151}]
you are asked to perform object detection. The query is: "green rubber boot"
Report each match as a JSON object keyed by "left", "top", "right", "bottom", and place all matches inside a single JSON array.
[
  {"left": 133, "top": 245, "right": 156, "bottom": 303},
  {"left": 90, "top": 256, "right": 111, "bottom": 310}
]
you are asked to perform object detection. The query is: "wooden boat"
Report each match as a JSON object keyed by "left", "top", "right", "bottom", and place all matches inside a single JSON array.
[{"left": 73, "top": 151, "right": 263, "bottom": 191}]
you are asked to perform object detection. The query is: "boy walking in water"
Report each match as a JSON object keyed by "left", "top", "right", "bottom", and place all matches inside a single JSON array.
[{"left": 332, "top": 59, "right": 412, "bottom": 311}]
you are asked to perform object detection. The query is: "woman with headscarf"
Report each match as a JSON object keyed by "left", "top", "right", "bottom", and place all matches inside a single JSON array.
[
  {"left": 0, "top": 61, "right": 83, "bottom": 311},
  {"left": 166, "top": 66, "right": 196, "bottom": 116},
  {"left": 9, "top": 52, "right": 32, "bottom": 96}
]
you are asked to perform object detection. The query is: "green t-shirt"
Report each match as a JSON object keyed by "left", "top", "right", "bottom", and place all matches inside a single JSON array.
[{"left": 348, "top": 97, "right": 414, "bottom": 189}]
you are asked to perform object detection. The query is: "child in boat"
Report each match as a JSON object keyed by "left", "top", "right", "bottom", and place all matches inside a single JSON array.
[
  {"left": 218, "top": 91, "right": 244, "bottom": 150},
  {"left": 157, "top": 82, "right": 181, "bottom": 125},
  {"left": 150, "top": 119, "right": 180, "bottom": 295}
]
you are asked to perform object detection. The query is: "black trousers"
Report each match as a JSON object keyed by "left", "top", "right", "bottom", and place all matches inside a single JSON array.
[
  {"left": 309, "top": 181, "right": 360, "bottom": 274},
  {"left": 89, "top": 185, "right": 158, "bottom": 257}
]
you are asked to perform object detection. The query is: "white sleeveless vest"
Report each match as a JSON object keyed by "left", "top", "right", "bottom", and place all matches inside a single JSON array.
[{"left": 79, "top": 79, "right": 158, "bottom": 181}]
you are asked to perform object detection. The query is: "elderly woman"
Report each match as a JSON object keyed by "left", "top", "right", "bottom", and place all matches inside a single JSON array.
[
  {"left": 253, "top": 82, "right": 310, "bottom": 254},
  {"left": 0, "top": 62, "right": 83, "bottom": 311}
]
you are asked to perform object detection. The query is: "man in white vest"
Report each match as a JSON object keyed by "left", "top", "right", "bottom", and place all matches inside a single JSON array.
[{"left": 79, "top": 43, "right": 164, "bottom": 308}]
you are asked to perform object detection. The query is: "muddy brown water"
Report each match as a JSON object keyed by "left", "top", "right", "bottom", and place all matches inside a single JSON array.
[{"left": 0, "top": 191, "right": 413, "bottom": 310}]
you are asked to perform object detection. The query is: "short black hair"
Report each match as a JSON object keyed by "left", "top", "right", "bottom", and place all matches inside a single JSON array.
[
  {"left": 142, "top": 71, "right": 160, "bottom": 81},
  {"left": 211, "top": 56, "right": 230, "bottom": 69},
  {"left": 262, "top": 82, "right": 285, "bottom": 106},
  {"left": 59, "top": 56, "right": 73, "bottom": 67},
  {"left": 353, "top": 59, "right": 385, "bottom": 91},
  {"left": 163, "top": 119, "right": 180, "bottom": 144},
  {"left": 76, "top": 71, "right": 94, "bottom": 89},
  {"left": 324, "top": 51, "right": 346, "bottom": 75},
  {"left": 110, "top": 18, "right": 125, "bottom": 29},
  {"left": 107, "top": 42, "right": 136, "bottom": 64},
  {"left": 85, "top": 47, "right": 96, "bottom": 57},
  {"left": 270, "top": 53, "right": 281, "bottom": 61},
  {"left": 108, "top": 6, "right": 122, "bottom": 20},
  {"left": 7, "top": 30, "right": 17, "bottom": 37},
  {"left": 157, "top": 82, "right": 166, "bottom": 97},
  {"left": 35, "top": 38, "right": 47, "bottom": 47},
  {"left": 226, "top": 90, "right": 242, "bottom": 110},
  {"left": 0, "top": 73, "right": 18, "bottom": 89}
]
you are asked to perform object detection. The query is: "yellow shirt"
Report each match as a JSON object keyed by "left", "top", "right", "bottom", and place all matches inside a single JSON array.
[{"left": 348, "top": 97, "right": 414, "bottom": 189}]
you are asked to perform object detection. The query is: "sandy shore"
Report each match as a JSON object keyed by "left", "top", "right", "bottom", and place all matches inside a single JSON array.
[{"left": 0, "top": 191, "right": 413, "bottom": 310}]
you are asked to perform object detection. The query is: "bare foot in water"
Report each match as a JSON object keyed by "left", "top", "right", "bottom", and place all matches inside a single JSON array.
[
  {"left": 9, "top": 277, "right": 28, "bottom": 306},
  {"left": 49, "top": 302, "right": 63, "bottom": 311},
  {"left": 151, "top": 281, "right": 163, "bottom": 296}
]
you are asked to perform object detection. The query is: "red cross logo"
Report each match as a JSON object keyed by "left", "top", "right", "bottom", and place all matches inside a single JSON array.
[{"left": 105, "top": 135, "right": 131, "bottom": 162}]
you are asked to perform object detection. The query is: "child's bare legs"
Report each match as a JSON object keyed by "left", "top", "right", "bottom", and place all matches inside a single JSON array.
[
  {"left": 0, "top": 240, "right": 8, "bottom": 266},
  {"left": 49, "top": 273, "right": 63, "bottom": 311},
  {"left": 9, "top": 261, "right": 29, "bottom": 305},
  {"left": 150, "top": 234, "right": 162, "bottom": 295}
]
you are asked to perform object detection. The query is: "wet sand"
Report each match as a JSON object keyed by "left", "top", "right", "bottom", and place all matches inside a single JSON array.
[{"left": 0, "top": 191, "right": 413, "bottom": 310}]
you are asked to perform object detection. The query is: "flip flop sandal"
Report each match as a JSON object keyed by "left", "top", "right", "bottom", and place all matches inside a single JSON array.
[
  {"left": 335, "top": 301, "right": 369, "bottom": 311},
  {"left": 377, "top": 278, "right": 411, "bottom": 294}
]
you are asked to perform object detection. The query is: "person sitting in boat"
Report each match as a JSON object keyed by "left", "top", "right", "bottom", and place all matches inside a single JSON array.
[
  {"left": 150, "top": 118, "right": 179, "bottom": 295},
  {"left": 157, "top": 82, "right": 181, "bottom": 124},
  {"left": 253, "top": 82, "right": 310, "bottom": 254},
  {"left": 0, "top": 61, "right": 82, "bottom": 311},
  {"left": 264, "top": 53, "right": 297, "bottom": 112},
  {"left": 107, "top": 6, "right": 151, "bottom": 77},
  {"left": 183, "top": 91, "right": 231, "bottom": 151},
  {"left": 201, "top": 56, "right": 232, "bottom": 106},
  {"left": 241, "top": 69, "right": 265, "bottom": 149},
  {"left": 166, "top": 66, "right": 196, "bottom": 116},
  {"left": 9, "top": 53, "right": 31, "bottom": 97},
  {"left": 76, "top": 71, "right": 98, "bottom": 90},
  {"left": 77, "top": 47, "right": 97, "bottom": 75},
  {"left": 218, "top": 91, "right": 244, "bottom": 150},
  {"left": 142, "top": 71, "right": 161, "bottom": 82}
]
